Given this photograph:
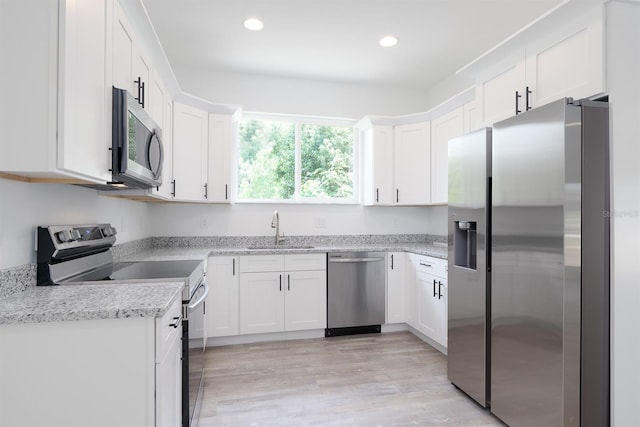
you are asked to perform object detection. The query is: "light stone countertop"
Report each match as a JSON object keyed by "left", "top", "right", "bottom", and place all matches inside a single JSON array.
[
  {"left": 0, "top": 240, "right": 446, "bottom": 326},
  {"left": 0, "top": 281, "right": 184, "bottom": 325}
]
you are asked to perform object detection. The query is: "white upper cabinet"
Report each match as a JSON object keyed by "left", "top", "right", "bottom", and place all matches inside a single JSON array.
[
  {"left": 207, "top": 114, "right": 234, "bottom": 202},
  {"left": 361, "top": 121, "right": 431, "bottom": 205},
  {"left": 112, "top": 1, "right": 152, "bottom": 113},
  {"left": 526, "top": 21, "right": 604, "bottom": 108},
  {"left": 111, "top": 2, "right": 134, "bottom": 93},
  {"left": 477, "top": 60, "right": 527, "bottom": 126},
  {"left": 362, "top": 125, "right": 394, "bottom": 205},
  {"left": 0, "top": 0, "right": 110, "bottom": 183},
  {"left": 393, "top": 122, "right": 431, "bottom": 205},
  {"left": 430, "top": 107, "right": 464, "bottom": 205},
  {"left": 468, "top": 8, "right": 605, "bottom": 127},
  {"left": 173, "top": 102, "right": 209, "bottom": 201}
]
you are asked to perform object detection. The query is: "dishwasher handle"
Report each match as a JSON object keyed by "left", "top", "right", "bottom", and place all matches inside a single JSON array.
[{"left": 329, "top": 257, "right": 385, "bottom": 263}]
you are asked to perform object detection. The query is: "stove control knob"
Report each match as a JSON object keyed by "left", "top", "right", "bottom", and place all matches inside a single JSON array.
[
  {"left": 56, "top": 230, "right": 73, "bottom": 243},
  {"left": 71, "top": 229, "right": 82, "bottom": 241}
]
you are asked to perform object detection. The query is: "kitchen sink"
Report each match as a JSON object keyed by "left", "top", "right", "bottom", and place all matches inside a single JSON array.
[{"left": 246, "top": 245, "right": 314, "bottom": 250}]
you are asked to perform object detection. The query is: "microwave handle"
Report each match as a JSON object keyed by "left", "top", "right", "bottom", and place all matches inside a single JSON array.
[{"left": 146, "top": 131, "right": 163, "bottom": 180}]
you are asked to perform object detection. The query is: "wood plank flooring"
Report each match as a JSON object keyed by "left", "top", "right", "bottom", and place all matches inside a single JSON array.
[{"left": 198, "top": 331, "right": 504, "bottom": 426}]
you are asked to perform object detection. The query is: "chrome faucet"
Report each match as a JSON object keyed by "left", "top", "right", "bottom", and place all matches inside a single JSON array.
[{"left": 271, "top": 210, "right": 285, "bottom": 245}]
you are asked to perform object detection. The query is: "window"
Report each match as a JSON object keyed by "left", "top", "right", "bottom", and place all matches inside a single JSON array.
[{"left": 238, "top": 115, "right": 356, "bottom": 202}]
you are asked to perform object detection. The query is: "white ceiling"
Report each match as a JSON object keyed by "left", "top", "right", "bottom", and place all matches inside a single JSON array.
[{"left": 142, "top": 0, "right": 564, "bottom": 91}]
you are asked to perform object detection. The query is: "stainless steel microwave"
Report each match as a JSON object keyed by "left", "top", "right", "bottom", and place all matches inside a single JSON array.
[{"left": 112, "top": 86, "right": 163, "bottom": 188}]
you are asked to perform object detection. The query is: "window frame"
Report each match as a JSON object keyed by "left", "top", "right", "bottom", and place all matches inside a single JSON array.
[{"left": 235, "top": 112, "right": 359, "bottom": 205}]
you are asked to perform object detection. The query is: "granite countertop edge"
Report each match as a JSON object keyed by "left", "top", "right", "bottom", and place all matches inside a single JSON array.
[
  {"left": 126, "top": 243, "right": 448, "bottom": 261},
  {"left": 0, "top": 282, "right": 184, "bottom": 326}
]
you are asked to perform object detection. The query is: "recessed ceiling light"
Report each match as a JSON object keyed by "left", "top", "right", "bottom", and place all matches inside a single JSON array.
[
  {"left": 243, "top": 18, "right": 264, "bottom": 31},
  {"left": 379, "top": 36, "right": 399, "bottom": 47}
]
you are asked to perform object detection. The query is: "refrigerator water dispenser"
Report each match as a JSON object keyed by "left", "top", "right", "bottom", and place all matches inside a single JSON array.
[{"left": 454, "top": 221, "right": 476, "bottom": 269}]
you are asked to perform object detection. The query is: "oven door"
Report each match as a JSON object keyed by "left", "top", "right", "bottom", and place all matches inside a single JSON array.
[{"left": 183, "top": 279, "right": 208, "bottom": 427}]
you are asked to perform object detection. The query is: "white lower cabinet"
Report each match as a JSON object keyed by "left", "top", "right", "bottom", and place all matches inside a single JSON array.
[
  {"left": 284, "top": 270, "right": 327, "bottom": 331},
  {"left": 404, "top": 253, "right": 417, "bottom": 329},
  {"left": 0, "top": 298, "right": 182, "bottom": 427},
  {"left": 239, "top": 271, "right": 286, "bottom": 334},
  {"left": 239, "top": 254, "right": 327, "bottom": 335},
  {"left": 155, "top": 298, "right": 183, "bottom": 427},
  {"left": 386, "top": 252, "right": 406, "bottom": 324},
  {"left": 414, "top": 255, "right": 448, "bottom": 348},
  {"left": 205, "top": 256, "right": 239, "bottom": 337}
]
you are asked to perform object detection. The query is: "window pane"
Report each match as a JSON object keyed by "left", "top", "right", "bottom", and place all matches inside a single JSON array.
[
  {"left": 238, "top": 119, "right": 295, "bottom": 199},
  {"left": 300, "top": 124, "right": 353, "bottom": 198}
]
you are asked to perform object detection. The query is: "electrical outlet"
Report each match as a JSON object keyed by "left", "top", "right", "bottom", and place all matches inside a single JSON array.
[{"left": 315, "top": 217, "right": 327, "bottom": 229}]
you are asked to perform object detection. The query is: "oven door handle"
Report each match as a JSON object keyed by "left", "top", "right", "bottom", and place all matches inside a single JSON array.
[{"left": 188, "top": 280, "right": 209, "bottom": 309}]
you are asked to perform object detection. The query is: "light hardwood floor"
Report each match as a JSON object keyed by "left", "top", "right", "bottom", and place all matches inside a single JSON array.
[{"left": 198, "top": 331, "right": 504, "bottom": 426}]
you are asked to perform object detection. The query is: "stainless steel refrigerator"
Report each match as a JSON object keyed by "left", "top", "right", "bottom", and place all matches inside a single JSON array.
[
  {"left": 447, "top": 127, "right": 492, "bottom": 408},
  {"left": 448, "top": 98, "right": 610, "bottom": 427}
]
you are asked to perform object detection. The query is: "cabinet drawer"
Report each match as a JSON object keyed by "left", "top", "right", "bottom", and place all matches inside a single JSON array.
[
  {"left": 156, "top": 297, "right": 182, "bottom": 363},
  {"left": 240, "top": 255, "right": 285, "bottom": 273},
  {"left": 415, "top": 255, "right": 447, "bottom": 278},
  {"left": 284, "top": 253, "right": 326, "bottom": 271}
]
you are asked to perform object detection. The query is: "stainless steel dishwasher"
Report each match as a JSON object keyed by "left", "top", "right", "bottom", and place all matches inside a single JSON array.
[{"left": 326, "top": 252, "right": 386, "bottom": 337}]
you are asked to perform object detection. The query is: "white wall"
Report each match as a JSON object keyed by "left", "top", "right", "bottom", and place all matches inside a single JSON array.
[
  {"left": 174, "top": 67, "right": 434, "bottom": 119},
  {"left": 0, "top": 178, "right": 151, "bottom": 269},
  {"left": 149, "top": 202, "right": 446, "bottom": 237},
  {"left": 606, "top": 2, "right": 640, "bottom": 426}
]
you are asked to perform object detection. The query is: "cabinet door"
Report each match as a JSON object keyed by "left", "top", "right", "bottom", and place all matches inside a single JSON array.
[
  {"left": 477, "top": 60, "right": 526, "bottom": 126},
  {"left": 416, "top": 272, "right": 447, "bottom": 347},
  {"left": 112, "top": 1, "right": 133, "bottom": 92},
  {"left": 284, "top": 270, "right": 327, "bottom": 331},
  {"left": 393, "top": 122, "right": 431, "bottom": 205},
  {"left": 172, "top": 102, "right": 208, "bottom": 201},
  {"left": 155, "top": 332, "right": 181, "bottom": 427},
  {"left": 58, "top": 0, "right": 110, "bottom": 181},
  {"left": 526, "top": 20, "right": 604, "bottom": 108},
  {"left": 430, "top": 108, "right": 464, "bottom": 204},
  {"left": 206, "top": 256, "right": 239, "bottom": 337},
  {"left": 404, "top": 253, "right": 417, "bottom": 328},
  {"left": 207, "top": 114, "right": 233, "bottom": 202},
  {"left": 463, "top": 101, "right": 480, "bottom": 134},
  {"left": 239, "top": 272, "right": 285, "bottom": 334},
  {"left": 386, "top": 252, "right": 405, "bottom": 324},
  {"left": 132, "top": 47, "right": 151, "bottom": 113},
  {"left": 438, "top": 276, "right": 448, "bottom": 348},
  {"left": 362, "top": 125, "right": 394, "bottom": 205}
]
